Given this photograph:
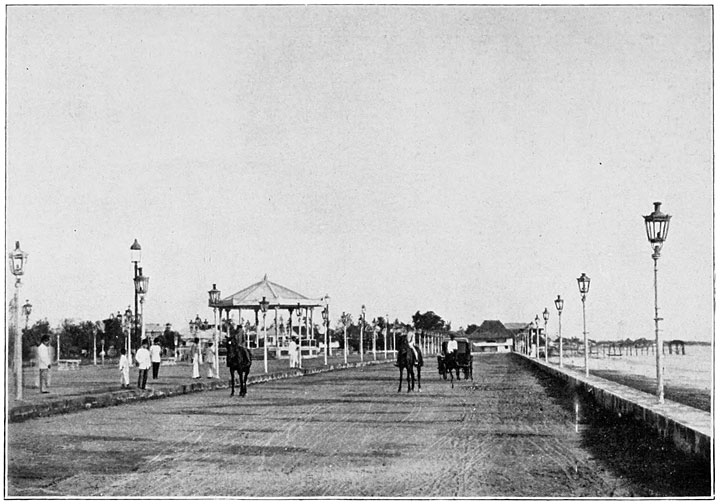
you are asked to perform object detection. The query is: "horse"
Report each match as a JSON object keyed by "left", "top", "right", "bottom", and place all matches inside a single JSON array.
[
  {"left": 438, "top": 351, "right": 461, "bottom": 389},
  {"left": 397, "top": 339, "right": 423, "bottom": 393},
  {"left": 226, "top": 336, "right": 252, "bottom": 397}
]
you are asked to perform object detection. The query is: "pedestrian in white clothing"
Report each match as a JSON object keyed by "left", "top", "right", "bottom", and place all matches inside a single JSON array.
[
  {"left": 118, "top": 348, "right": 130, "bottom": 388},
  {"left": 191, "top": 337, "right": 201, "bottom": 379},
  {"left": 288, "top": 337, "right": 299, "bottom": 368},
  {"left": 204, "top": 342, "right": 216, "bottom": 378},
  {"left": 149, "top": 338, "right": 162, "bottom": 380},
  {"left": 36, "top": 334, "right": 52, "bottom": 393},
  {"left": 135, "top": 340, "right": 151, "bottom": 389}
]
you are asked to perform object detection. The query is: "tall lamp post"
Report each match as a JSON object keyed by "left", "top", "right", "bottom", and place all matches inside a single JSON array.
[
  {"left": 542, "top": 308, "right": 549, "bottom": 363},
  {"left": 322, "top": 305, "right": 329, "bottom": 366},
  {"left": 8, "top": 241, "right": 28, "bottom": 401},
  {"left": 644, "top": 201, "right": 671, "bottom": 404},
  {"left": 577, "top": 272, "right": 591, "bottom": 376},
  {"left": 341, "top": 312, "right": 349, "bottom": 364},
  {"left": 130, "top": 240, "right": 142, "bottom": 349},
  {"left": 134, "top": 267, "right": 149, "bottom": 344},
  {"left": 360, "top": 305, "right": 366, "bottom": 362},
  {"left": 296, "top": 303, "right": 303, "bottom": 368},
  {"left": 208, "top": 284, "right": 221, "bottom": 378},
  {"left": 554, "top": 295, "right": 564, "bottom": 368},
  {"left": 384, "top": 314, "right": 389, "bottom": 359},
  {"left": 124, "top": 307, "right": 133, "bottom": 358},
  {"left": 260, "top": 296, "right": 270, "bottom": 374},
  {"left": 533, "top": 315, "right": 540, "bottom": 358},
  {"left": 323, "top": 295, "right": 331, "bottom": 359},
  {"left": 22, "top": 299, "right": 32, "bottom": 330}
]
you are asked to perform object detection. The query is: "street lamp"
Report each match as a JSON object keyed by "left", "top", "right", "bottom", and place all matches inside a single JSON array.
[
  {"left": 130, "top": 239, "right": 141, "bottom": 350},
  {"left": 554, "top": 295, "right": 564, "bottom": 367},
  {"left": 323, "top": 294, "right": 330, "bottom": 362},
  {"left": 22, "top": 299, "right": 32, "bottom": 329},
  {"left": 259, "top": 296, "right": 270, "bottom": 373},
  {"left": 8, "top": 241, "right": 28, "bottom": 401},
  {"left": 533, "top": 315, "right": 540, "bottom": 358},
  {"left": 134, "top": 267, "right": 149, "bottom": 344},
  {"left": 542, "top": 307, "right": 549, "bottom": 363},
  {"left": 208, "top": 284, "right": 221, "bottom": 378},
  {"left": 360, "top": 305, "right": 366, "bottom": 362},
  {"left": 577, "top": 272, "right": 591, "bottom": 376},
  {"left": 124, "top": 306, "right": 133, "bottom": 358},
  {"left": 644, "top": 201, "right": 671, "bottom": 403},
  {"left": 296, "top": 303, "right": 303, "bottom": 368},
  {"left": 341, "top": 312, "right": 349, "bottom": 364},
  {"left": 322, "top": 306, "right": 329, "bottom": 366},
  {"left": 384, "top": 314, "right": 389, "bottom": 359}
]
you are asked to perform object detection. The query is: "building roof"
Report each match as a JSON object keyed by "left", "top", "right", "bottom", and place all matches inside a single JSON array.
[
  {"left": 503, "top": 322, "right": 531, "bottom": 333},
  {"left": 215, "top": 274, "right": 326, "bottom": 310},
  {"left": 467, "top": 320, "right": 514, "bottom": 342}
]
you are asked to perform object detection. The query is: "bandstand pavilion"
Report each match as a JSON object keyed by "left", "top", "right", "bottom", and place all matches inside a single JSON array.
[{"left": 211, "top": 275, "right": 328, "bottom": 358}]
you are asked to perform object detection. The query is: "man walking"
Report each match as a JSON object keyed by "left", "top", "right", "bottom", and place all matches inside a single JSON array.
[
  {"left": 37, "top": 334, "right": 52, "bottom": 393},
  {"left": 135, "top": 340, "right": 151, "bottom": 390},
  {"left": 204, "top": 341, "right": 216, "bottom": 378},
  {"left": 149, "top": 338, "right": 162, "bottom": 380},
  {"left": 288, "top": 337, "right": 299, "bottom": 369}
]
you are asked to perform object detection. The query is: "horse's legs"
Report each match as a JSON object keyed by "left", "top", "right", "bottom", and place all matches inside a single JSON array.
[
  {"left": 398, "top": 367, "right": 404, "bottom": 393},
  {"left": 240, "top": 370, "right": 248, "bottom": 396},
  {"left": 407, "top": 365, "right": 414, "bottom": 392},
  {"left": 450, "top": 368, "right": 454, "bottom": 389},
  {"left": 229, "top": 369, "right": 235, "bottom": 396},
  {"left": 417, "top": 365, "right": 422, "bottom": 391}
]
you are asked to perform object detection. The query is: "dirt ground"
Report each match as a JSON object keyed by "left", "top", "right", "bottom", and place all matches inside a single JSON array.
[{"left": 6, "top": 353, "right": 711, "bottom": 498}]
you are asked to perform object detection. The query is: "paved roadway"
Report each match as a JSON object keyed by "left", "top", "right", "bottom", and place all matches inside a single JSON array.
[{"left": 6, "top": 354, "right": 710, "bottom": 498}]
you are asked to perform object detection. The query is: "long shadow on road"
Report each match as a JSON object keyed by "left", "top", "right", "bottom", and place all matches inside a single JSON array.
[{"left": 522, "top": 357, "right": 711, "bottom": 497}]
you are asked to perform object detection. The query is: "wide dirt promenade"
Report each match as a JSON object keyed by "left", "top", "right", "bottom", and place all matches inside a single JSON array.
[{"left": 7, "top": 353, "right": 710, "bottom": 498}]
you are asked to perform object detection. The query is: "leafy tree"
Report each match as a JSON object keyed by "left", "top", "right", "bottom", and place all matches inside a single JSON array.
[
  {"left": 412, "top": 311, "right": 446, "bottom": 331},
  {"left": 465, "top": 324, "right": 479, "bottom": 335},
  {"left": 59, "top": 319, "right": 97, "bottom": 358},
  {"left": 101, "top": 316, "right": 125, "bottom": 353},
  {"left": 22, "top": 319, "right": 53, "bottom": 360},
  {"left": 162, "top": 324, "right": 181, "bottom": 350}
]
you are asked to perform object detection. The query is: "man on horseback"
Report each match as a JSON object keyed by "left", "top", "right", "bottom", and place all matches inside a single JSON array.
[
  {"left": 441, "top": 333, "right": 461, "bottom": 381},
  {"left": 395, "top": 330, "right": 419, "bottom": 366}
]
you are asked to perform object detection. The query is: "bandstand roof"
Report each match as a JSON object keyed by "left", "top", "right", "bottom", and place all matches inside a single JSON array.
[{"left": 215, "top": 274, "right": 325, "bottom": 310}]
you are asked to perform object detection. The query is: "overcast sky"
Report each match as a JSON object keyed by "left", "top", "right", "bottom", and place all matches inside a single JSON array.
[{"left": 5, "top": 5, "right": 713, "bottom": 342}]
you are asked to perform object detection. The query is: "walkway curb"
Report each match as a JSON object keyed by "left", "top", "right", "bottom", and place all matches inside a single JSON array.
[
  {"left": 8, "top": 358, "right": 392, "bottom": 423},
  {"left": 516, "top": 352, "right": 711, "bottom": 462}
]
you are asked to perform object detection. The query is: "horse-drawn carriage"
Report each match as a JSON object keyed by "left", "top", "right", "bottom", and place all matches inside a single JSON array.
[{"left": 437, "top": 338, "right": 473, "bottom": 381}]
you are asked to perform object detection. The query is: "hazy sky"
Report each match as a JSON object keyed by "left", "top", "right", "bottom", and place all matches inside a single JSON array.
[{"left": 5, "top": 5, "right": 713, "bottom": 342}]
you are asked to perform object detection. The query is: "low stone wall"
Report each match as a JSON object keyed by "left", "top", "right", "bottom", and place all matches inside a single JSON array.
[{"left": 515, "top": 352, "right": 711, "bottom": 462}]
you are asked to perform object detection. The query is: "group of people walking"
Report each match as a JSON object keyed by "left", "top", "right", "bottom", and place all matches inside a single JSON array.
[
  {"left": 189, "top": 337, "right": 217, "bottom": 379},
  {"left": 118, "top": 338, "right": 165, "bottom": 389},
  {"left": 118, "top": 337, "right": 218, "bottom": 389}
]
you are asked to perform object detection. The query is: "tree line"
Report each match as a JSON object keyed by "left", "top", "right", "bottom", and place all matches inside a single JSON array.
[{"left": 10, "top": 309, "right": 452, "bottom": 362}]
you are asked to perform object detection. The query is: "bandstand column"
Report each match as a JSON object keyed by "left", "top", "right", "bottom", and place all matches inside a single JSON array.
[
  {"left": 240, "top": 308, "right": 249, "bottom": 345},
  {"left": 254, "top": 308, "right": 260, "bottom": 348},
  {"left": 297, "top": 308, "right": 303, "bottom": 368},
  {"left": 305, "top": 307, "right": 310, "bottom": 355},
  {"left": 274, "top": 306, "right": 279, "bottom": 349},
  {"left": 309, "top": 308, "right": 314, "bottom": 352}
]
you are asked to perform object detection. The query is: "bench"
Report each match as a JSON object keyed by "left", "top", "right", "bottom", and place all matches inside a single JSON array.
[{"left": 56, "top": 359, "right": 81, "bottom": 371}]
